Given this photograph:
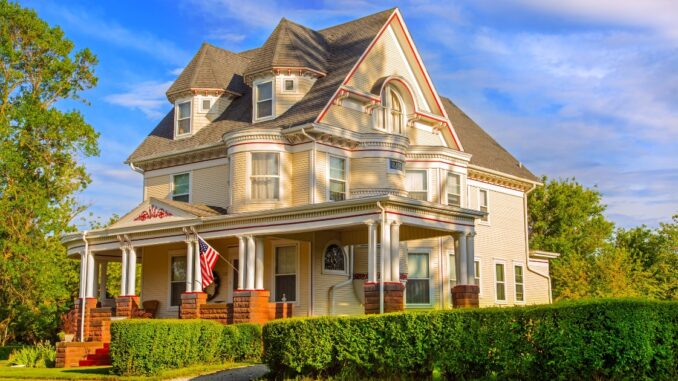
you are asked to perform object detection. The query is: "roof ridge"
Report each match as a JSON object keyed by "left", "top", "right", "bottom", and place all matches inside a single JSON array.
[{"left": 318, "top": 7, "right": 396, "bottom": 33}]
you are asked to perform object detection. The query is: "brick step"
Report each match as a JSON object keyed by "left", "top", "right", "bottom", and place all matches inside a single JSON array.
[
  {"left": 79, "top": 359, "right": 112, "bottom": 366},
  {"left": 94, "top": 348, "right": 109, "bottom": 355},
  {"left": 86, "top": 354, "right": 111, "bottom": 361}
]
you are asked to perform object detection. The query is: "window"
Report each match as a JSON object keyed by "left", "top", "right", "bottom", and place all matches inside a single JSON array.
[
  {"left": 495, "top": 262, "right": 506, "bottom": 302},
  {"left": 176, "top": 101, "right": 191, "bottom": 136},
  {"left": 447, "top": 173, "right": 461, "bottom": 207},
  {"left": 479, "top": 189, "right": 489, "bottom": 222},
  {"left": 274, "top": 245, "right": 297, "bottom": 302},
  {"left": 250, "top": 152, "right": 279, "bottom": 200},
  {"left": 449, "top": 253, "right": 456, "bottom": 289},
  {"left": 329, "top": 156, "right": 346, "bottom": 201},
  {"left": 201, "top": 98, "right": 212, "bottom": 112},
  {"left": 170, "top": 256, "right": 187, "bottom": 307},
  {"left": 390, "top": 90, "right": 403, "bottom": 134},
  {"left": 406, "top": 170, "right": 428, "bottom": 201},
  {"left": 514, "top": 264, "right": 524, "bottom": 302},
  {"left": 474, "top": 259, "right": 481, "bottom": 287},
  {"left": 323, "top": 244, "right": 346, "bottom": 274},
  {"left": 282, "top": 78, "right": 295, "bottom": 92},
  {"left": 255, "top": 81, "right": 273, "bottom": 119},
  {"left": 406, "top": 252, "right": 430, "bottom": 304},
  {"left": 172, "top": 173, "right": 190, "bottom": 202},
  {"left": 388, "top": 159, "right": 403, "bottom": 172}
]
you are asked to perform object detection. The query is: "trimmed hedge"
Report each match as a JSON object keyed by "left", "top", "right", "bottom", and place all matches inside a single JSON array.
[
  {"left": 110, "top": 319, "right": 261, "bottom": 376},
  {"left": 263, "top": 299, "right": 678, "bottom": 380}
]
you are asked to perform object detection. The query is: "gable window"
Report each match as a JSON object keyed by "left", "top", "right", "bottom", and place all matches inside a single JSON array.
[
  {"left": 514, "top": 264, "right": 524, "bottom": 302},
  {"left": 406, "top": 251, "right": 430, "bottom": 305},
  {"left": 170, "top": 255, "right": 187, "bottom": 307},
  {"left": 495, "top": 262, "right": 506, "bottom": 303},
  {"left": 251, "top": 152, "right": 279, "bottom": 201},
  {"left": 323, "top": 244, "right": 346, "bottom": 274},
  {"left": 329, "top": 156, "right": 346, "bottom": 201},
  {"left": 176, "top": 101, "right": 191, "bottom": 136},
  {"left": 172, "top": 173, "right": 190, "bottom": 202},
  {"left": 274, "top": 245, "right": 297, "bottom": 302},
  {"left": 447, "top": 173, "right": 461, "bottom": 207},
  {"left": 479, "top": 189, "right": 489, "bottom": 222},
  {"left": 390, "top": 90, "right": 404, "bottom": 134},
  {"left": 282, "top": 78, "right": 296, "bottom": 93},
  {"left": 255, "top": 81, "right": 273, "bottom": 119},
  {"left": 406, "top": 170, "right": 428, "bottom": 201}
]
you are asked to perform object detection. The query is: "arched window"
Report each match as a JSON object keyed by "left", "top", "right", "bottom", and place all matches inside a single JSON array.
[
  {"left": 390, "top": 90, "right": 403, "bottom": 134},
  {"left": 323, "top": 244, "right": 346, "bottom": 274},
  {"left": 379, "top": 87, "right": 405, "bottom": 135}
]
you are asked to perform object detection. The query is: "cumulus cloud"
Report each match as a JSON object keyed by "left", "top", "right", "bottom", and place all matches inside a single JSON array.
[{"left": 104, "top": 81, "right": 173, "bottom": 119}]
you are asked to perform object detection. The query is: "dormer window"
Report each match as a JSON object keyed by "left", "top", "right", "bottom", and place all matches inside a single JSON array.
[
  {"left": 176, "top": 101, "right": 191, "bottom": 136},
  {"left": 255, "top": 80, "right": 274, "bottom": 120},
  {"left": 200, "top": 98, "right": 212, "bottom": 113},
  {"left": 282, "top": 78, "right": 296, "bottom": 93},
  {"left": 375, "top": 87, "right": 406, "bottom": 135}
]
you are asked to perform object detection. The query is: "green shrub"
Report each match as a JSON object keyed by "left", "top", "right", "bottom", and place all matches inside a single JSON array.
[
  {"left": 0, "top": 345, "right": 23, "bottom": 361},
  {"left": 110, "top": 319, "right": 261, "bottom": 376},
  {"left": 263, "top": 299, "right": 678, "bottom": 380},
  {"left": 7, "top": 342, "right": 56, "bottom": 368}
]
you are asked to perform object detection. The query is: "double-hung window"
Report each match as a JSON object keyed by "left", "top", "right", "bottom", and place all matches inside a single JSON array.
[
  {"left": 406, "top": 252, "right": 430, "bottom": 304},
  {"left": 274, "top": 245, "right": 297, "bottom": 302},
  {"left": 447, "top": 173, "right": 461, "bottom": 207},
  {"left": 172, "top": 173, "right": 190, "bottom": 202},
  {"left": 479, "top": 189, "right": 489, "bottom": 222},
  {"left": 251, "top": 152, "right": 279, "bottom": 201},
  {"left": 176, "top": 101, "right": 191, "bottom": 136},
  {"left": 474, "top": 259, "right": 481, "bottom": 287},
  {"left": 514, "top": 264, "right": 524, "bottom": 302},
  {"left": 170, "top": 256, "right": 187, "bottom": 307},
  {"left": 256, "top": 81, "right": 273, "bottom": 119},
  {"left": 495, "top": 262, "right": 506, "bottom": 303},
  {"left": 406, "top": 170, "right": 428, "bottom": 201},
  {"left": 329, "top": 156, "right": 346, "bottom": 201}
]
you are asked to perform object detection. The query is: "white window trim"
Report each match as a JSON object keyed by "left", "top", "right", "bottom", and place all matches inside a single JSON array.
[
  {"left": 445, "top": 171, "right": 463, "bottom": 207},
  {"left": 253, "top": 78, "right": 275, "bottom": 122},
  {"left": 475, "top": 258, "right": 482, "bottom": 296},
  {"left": 386, "top": 88, "right": 406, "bottom": 135},
  {"left": 168, "top": 250, "right": 187, "bottom": 311},
  {"left": 493, "top": 259, "right": 507, "bottom": 305},
  {"left": 327, "top": 155, "right": 349, "bottom": 202},
  {"left": 321, "top": 241, "right": 348, "bottom": 276},
  {"left": 280, "top": 76, "right": 297, "bottom": 94},
  {"left": 198, "top": 96, "right": 215, "bottom": 114},
  {"left": 405, "top": 169, "right": 430, "bottom": 202},
  {"left": 513, "top": 261, "right": 526, "bottom": 304},
  {"left": 171, "top": 172, "right": 191, "bottom": 203},
  {"left": 270, "top": 242, "right": 300, "bottom": 305},
  {"left": 478, "top": 188, "right": 490, "bottom": 225},
  {"left": 174, "top": 99, "right": 192, "bottom": 138},
  {"left": 247, "top": 152, "right": 282, "bottom": 203},
  {"left": 405, "top": 248, "right": 433, "bottom": 308}
]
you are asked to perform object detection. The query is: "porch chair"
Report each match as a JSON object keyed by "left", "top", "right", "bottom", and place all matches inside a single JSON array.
[{"left": 142, "top": 300, "right": 160, "bottom": 318}]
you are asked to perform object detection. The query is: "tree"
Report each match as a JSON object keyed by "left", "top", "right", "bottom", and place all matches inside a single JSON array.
[{"left": 0, "top": 0, "right": 98, "bottom": 344}]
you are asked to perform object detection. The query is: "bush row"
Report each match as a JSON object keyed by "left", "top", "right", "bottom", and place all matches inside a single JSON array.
[
  {"left": 263, "top": 299, "right": 678, "bottom": 380},
  {"left": 110, "top": 319, "right": 261, "bottom": 376}
]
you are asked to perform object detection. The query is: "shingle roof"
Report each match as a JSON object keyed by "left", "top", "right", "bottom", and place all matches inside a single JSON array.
[
  {"left": 442, "top": 97, "right": 538, "bottom": 181},
  {"left": 158, "top": 198, "right": 228, "bottom": 217}
]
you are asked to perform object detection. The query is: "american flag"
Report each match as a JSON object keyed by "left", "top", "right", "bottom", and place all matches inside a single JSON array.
[{"left": 198, "top": 236, "right": 219, "bottom": 288}]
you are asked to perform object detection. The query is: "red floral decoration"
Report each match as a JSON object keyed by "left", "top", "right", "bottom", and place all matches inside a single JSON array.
[{"left": 133, "top": 205, "right": 173, "bottom": 222}]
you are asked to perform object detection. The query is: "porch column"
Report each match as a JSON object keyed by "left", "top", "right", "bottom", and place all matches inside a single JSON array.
[
  {"left": 255, "top": 237, "right": 264, "bottom": 290},
  {"left": 237, "top": 236, "right": 245, "bottom": 289},
  {"left": 92, "top": 257, "right": 99, "bottom": 299},
  {"left": 390, "top": 222, "right": 400, "bottom": 282},
  {"left": 185, "top": 237, "right": 194, "bottom": 292},
  {"left": 451, "top": 230, "right": 480, "bottom": 308},
  {"left": 457, "top": 232, "right": 468, "bottom": 285},
  {"left": 466, "top": 231, "right": 476, "bottom": 283},
  {"left": 246, "top": 236, "right": 255, "bottom": 289},
  {"left": 381, "top": 220, "right": 391, "bottom": 282},
  {"left": 127, "top": 246, "right": 137, "bottom": 295},
  {"left": 120, "top": 246, "right": 128, "bottom": 296},
  {"left": 85, "top": 251, "right": 96, "bottom": 298},
  {"left": 79, "top": 252, "right": 87, "bottom": 298},
  {"left": 367, "top": 220, "right": 377, "bottom": 282},
  {"left": 193, "top": 239, "right": 202, "bottom": 291},
  {"left": 99, "top": 261, "right": 108, "bottom": 301}
]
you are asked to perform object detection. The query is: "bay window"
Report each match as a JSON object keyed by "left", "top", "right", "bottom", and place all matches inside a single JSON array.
[
  {"left": 251, "top": 152, "right": 279, "bottom": 201},
  {"left": 447, "top": 172, "right": 461, "bottom": 206},
  {"left": 405, "top": 170, "right": 428, "bottom": 201},
  {"left": 329, "top": 156, "right": 346, "bottom": 201}
]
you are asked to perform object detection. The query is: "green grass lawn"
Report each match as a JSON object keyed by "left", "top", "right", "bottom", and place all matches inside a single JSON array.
[{"left": 0, "top": 360, "right": 254, "bottom": 380}]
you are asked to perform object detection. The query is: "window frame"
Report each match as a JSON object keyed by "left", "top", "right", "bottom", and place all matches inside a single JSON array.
[
  {"left": 322, "top": 242, "right": 348, "bottom": 275},
  {"left": 405, "top": 169, "right": 429, "bottom": 202},
  {"left": 175, "top": 100, "right": 192, "bottom": 137},
  {"left": 198, "top": 96, "right": 215, "bottom": 113},
  {"left": 405, "top": 249, "right": 433, "bottom": 307},
  {"left": 494, "top": 260, "right": 507, "bottom": 304},
  {"left": 281, "top": 76, "right": 297, "bottom": 93},
  {"left": 446, "top": 172, "right": 462, "bottom": 207},
  {"left": 171, "top": 172, "right": 191, "bottom": 202},
  {"left": 327, "top": 155, "right": 348, "bottom": 202},
  {"left": 271, "top": 242, "right": 300, "bottom": 304},
  {"left": 474, "top": 258, "right": 482, "bottom": 295},
  {"left": 248, "top": 152, "right": 281, "bottom": 202},
  {"left": 514, "top": 262, "right": 525, "bottom": 304},
  {"left": 168, "top": 251, "right": 187, "bottom": 309},
  {"left": 387, "top": 159, "right": 404, "bottom": 173},
  {"left": 253, "top": 79, "right": 275, "bottom": 121},
  {"left": 478, "top": 188, "right": 490, "bottom": 224}
]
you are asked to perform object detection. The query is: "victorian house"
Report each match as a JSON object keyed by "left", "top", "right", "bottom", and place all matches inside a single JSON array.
[{"left": 62, "top": 8, "right": 557, "bottom": 339}]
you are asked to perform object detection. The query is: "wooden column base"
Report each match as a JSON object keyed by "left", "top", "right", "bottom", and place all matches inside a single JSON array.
[{"left": 452, "top": 285, "right": 480, "bottom": 308}]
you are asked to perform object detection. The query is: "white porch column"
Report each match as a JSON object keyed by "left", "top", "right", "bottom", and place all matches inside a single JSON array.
[
  {"left": 457, "top": 232, "right": 468, "bottom": 285},
  {"left": 127, "top": 247, "right": 137, "bottom": 295},
  {"left": 193, "top": 239, "right": 202, "bottom": 291},
  {"left": 120, "top": 246, "right": 128, "bottom": 296},
  {"left": 390, "top": 222, "right": 400, "bottom": 282},
  {"left": 246, "top": 236, "right": 256, "bottom": 289},
  {"left": 185, "top": 238, "right": 194, "bottom": 292},
  {"left": 237, "top": 236, "right": 245, "bottom": 289},
  {"left": 255, "top": 237, "right": 264, "bottom": 290},
  {"left": 92, "top": 257, "right": 99, "bottom": 299},
  {"left": 85, "top": 251, "right": 96, "bottom": 298},
  {"left": 466, "top": 232, "right": 476, "bottom": 284},
  {"left": 367, "top": 221, "right": 377, "bottom": 282},
  {"left": 99, "top": 261, "right": 108, "bottom": 301},
  {"left": 79, "top": 252, "right": 87, "bottom": 298},
  {"left": 380, "top": 220, "right": 391, "bottom": 282}
]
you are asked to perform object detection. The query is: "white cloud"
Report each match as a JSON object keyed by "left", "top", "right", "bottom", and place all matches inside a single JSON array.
[{"left": 104, "top": 81, "right": 173, "bottom": 119}]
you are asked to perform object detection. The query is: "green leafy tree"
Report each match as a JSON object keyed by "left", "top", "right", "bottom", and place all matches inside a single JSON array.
[{"left": 0, "top": 0, "right": 98, "bottom": 344}]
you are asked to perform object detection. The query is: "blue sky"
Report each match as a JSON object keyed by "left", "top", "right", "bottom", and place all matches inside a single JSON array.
[{"left": 23, "top": 0, "right": 677, "bottom": 229}]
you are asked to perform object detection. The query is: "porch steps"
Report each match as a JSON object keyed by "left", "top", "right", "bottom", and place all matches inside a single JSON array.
[{"left": 78, "top": 343, "right": 111, "bottom": 367}]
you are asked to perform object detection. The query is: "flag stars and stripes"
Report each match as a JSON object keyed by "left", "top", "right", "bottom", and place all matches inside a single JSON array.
[{"left": 198, "top": 236, "right": 219, "bottom": 289}]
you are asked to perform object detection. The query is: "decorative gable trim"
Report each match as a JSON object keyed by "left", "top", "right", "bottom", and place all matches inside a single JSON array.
[{"left": 133, "top": 205, "right": 173, "bottom": 222}]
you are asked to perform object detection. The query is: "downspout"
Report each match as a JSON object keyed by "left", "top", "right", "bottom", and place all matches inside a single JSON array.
[
  {"left": 80, "top": 231, "right": 89, "bottom": 343},
  {"left": 523, "top": 184, "right": 552, "bottom": 303},
  {"left": 329, "top": 245, "right": 354, "bottom": 315},
  {"left": 300, "top": 128, "right": 317, "bottom": 204},
  {"left": 377, "top": 202, "right": 386, "bottom": 314}
]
